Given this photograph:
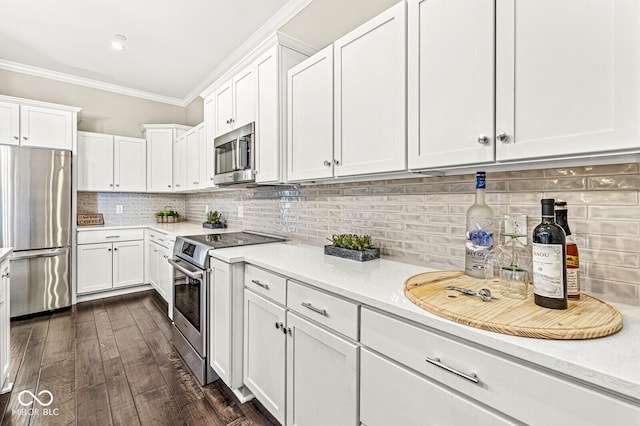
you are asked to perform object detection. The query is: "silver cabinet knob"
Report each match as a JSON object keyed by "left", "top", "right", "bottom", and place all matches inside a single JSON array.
[
  {"left": 13, "top": 136, "right": 19, "bottom": 140},
  {"left": 1, "top": 272, "right": 9, "bottom": 278},
  {"left": 168, "top": 185, "right": 171, "bottom": 188},
  {"left": 116, "top": 184, "right": 120, "bottom": 187},
  {"left": 22, "top": 136, "right": 28, "bottom": 140},
  {"left": 109, "top": 184, "right": 113, "bottom": 187},
  {"left": 113, "top": 248, "right": 118, "bottom": 251},
  {"left": 332, "top": 159, "right": 340, "bottom": 166},
  {"left": 477, "top": 135, "right": 489, "bottom": 145},
  {"left": 497, "top": 132, "right": 511, "bottom": 143},
  {"left": 323, "top": 160, "right": 331, "bottom": 167}
]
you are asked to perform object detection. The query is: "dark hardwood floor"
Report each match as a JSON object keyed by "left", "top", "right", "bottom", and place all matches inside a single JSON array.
[{"left": 0, "top": 290, "right": 279, "bottom": 426}]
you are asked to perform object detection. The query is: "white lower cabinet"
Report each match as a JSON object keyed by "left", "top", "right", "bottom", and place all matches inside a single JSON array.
[
  {"left": 209, "top": 259, "right": 245, "bottom": 390},
  {"left": 360, "top": 348, "right": 512, "bottom": 426},
  {"left": 1, "top": 258, "right": 11, "bottom": 394},
  {"left": 243, "top": 289, "right": 287, "bottom": 424},
  {"left": 360, "top": 307, "right": 640, "bottom": 426},
  {"left": 145, "top": 230, "right": 175, "bottom": 317},
  {"left": 286, "top": 312, "right": 358, "bottom": 426},
  {"left": 77, "top": 229, "right": 144, "bottom": 295}
]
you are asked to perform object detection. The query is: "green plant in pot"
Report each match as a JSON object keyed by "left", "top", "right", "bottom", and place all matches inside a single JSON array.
[
  {"left": 165, "top": 210, "right": 179, "bottom": 223},
  {"left": 155, "top": 211, "right": 166, "bottom": 223},
  {"left": 324, "top": 233, "right": 380, "bottom": 262},
  {"left": 203, "top": 210, "right": 226, "bottom": 229}
]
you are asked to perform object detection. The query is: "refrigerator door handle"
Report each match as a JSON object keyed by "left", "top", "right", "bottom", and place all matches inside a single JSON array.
[{"left": 11, "top": 248, "right": 66, "bottom": 260}]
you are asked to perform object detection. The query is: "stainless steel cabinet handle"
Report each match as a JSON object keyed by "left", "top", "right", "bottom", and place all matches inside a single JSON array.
[
  {"left": 251, "top": 279, "right": 269, "bottom": 290},
  {"left": 109, "top": 184, "right": 113, "bottom": 187},
  {"left": 105, "top": 236, "right": 120, "bottom": 239},
  {"left": 425, "top": 357, "right": 479, "bottom": 384},
  {"left": 1, "top": 273, "right": 9, "bottom": 278},
  {"left": 477, "top": 135, "right": 489, "bottom": 145},
  {"left": 22, "top": 136, "right": 28, "bottom": 140},
  {"left": 332, "top": 159, "right": 340, "bottom": 166},
  {"left": 176, "top": 184, "right": 181, "bottom": 187},
  {"left": 153, "top": 249, "right": 158, "bottom": 253},
  {"left": 301, "top": 302, "right": 327, "bottom": 317},
  {"left": 163, "top": 255, "right": 169, "bottom": 259},
  {"left": 323, "top": 160, "right": 331, "bottom": 167},
  {"left": 497, "top": 132, "right": 511, "bottom": 144},
  {"left": 113, "top": 248, "right": 118, "bottom": 251},
  {"left": 13, "top": 136, "right": 19, "bottom": 140},
  {"left": 275, "top": 322, "right": 284, "bottom": 330},
  {"left": 116, "top": 184, "right": 120, "bottom": 187}
]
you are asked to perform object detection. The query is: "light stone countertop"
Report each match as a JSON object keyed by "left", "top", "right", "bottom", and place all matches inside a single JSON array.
[
  {"left": 77, "top": 221, "right": 239, "bottom": 237},
  {"left": 0, "top": 248, "right": 13, "bottom": 263},
  {"left": 210, "top": 241, "right": 640, "bottom": 403}
]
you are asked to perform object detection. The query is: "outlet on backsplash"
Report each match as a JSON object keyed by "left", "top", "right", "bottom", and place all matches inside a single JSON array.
[
  {"left": 116, "top": 205, "right": 123, "bottom": 214},
  {"left": 238, "top": 205, "right": 243, "bottom": 218}
]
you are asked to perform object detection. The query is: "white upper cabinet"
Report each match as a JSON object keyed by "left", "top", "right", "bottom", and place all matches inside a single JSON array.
[
  {"left": 143, "top": 124, "right": 190, "bottom": 193},
  {"left": 0, "top": 97, "right": 79, "bottom": 150},
  {"left": 185, "top": 123, "right": 206, "bottom": 190},
  {"left": 78, "top": 132, "right": 115, "bottom": 191},
  {"left": 287, "top": 45, "right": 335, "bottom": 182},
  {"left": 334, "top": 1, "right": 407, "bottom": 177},
  {"left": 203, "top": 96, "right": 216, "bottom": 187},
  {"left": 255, "top": 45, "right": 309, "bottom": 184},
  {"left": 495, "top": 0, "right": 640, "bottom": 161},
  {"left": 114, "top": 136, "right": 146, "bottom": 192},
  {"left": 0, "top": 101, "right": 20, "bottom": 146},
  {"left": 78, "top": 131, "right": 145, "bottom": 192},
  {"left": 172, "top": 134, "right": 186, "bottom": 191},
  {"left": 407, "top": 0, "right": 495, "bottom": 169},
  {"left": 214, "top": 66, "right": 255, "bottom": 137}
]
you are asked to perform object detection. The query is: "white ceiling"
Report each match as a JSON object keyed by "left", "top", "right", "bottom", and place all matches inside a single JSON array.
[{"left": 0, "top": 0, "right": 306, "bottom": 106}]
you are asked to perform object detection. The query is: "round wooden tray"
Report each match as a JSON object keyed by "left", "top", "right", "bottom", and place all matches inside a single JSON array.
[{"left": 404, "top": 271, "right": 623, "bottom": 340}]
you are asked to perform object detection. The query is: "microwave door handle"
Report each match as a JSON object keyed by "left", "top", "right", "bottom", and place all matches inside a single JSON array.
[{"left": 235, "top": 136, "right": 242, "bottom": 170}]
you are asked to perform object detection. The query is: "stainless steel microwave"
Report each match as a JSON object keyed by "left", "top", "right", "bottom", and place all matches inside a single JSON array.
[{"left": 213, "top": 122, "right": 255, "bottom": 186}]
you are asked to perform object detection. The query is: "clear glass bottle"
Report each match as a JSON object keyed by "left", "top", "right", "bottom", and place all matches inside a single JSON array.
[
  {"left": 532, "top": 199, "right": 567, "bottom": 309},
  {"left": 465, "top": 171, "right": 494, "bottom": 278},
  {"left": 555, "top": 201, "right": 580, "bottom": 300}
]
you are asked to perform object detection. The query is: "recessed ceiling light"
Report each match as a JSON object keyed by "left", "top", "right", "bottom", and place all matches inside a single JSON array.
[{"left": 110, "top": 34, "right": 127, "bottom": 51}]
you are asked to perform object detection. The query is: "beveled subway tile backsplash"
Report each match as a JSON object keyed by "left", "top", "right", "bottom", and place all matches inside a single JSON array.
[{"left": 184, "top": 163, "right": 640, "bottom": 305}]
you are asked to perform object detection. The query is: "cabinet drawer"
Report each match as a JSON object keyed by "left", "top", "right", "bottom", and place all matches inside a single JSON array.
[
  {"left": 78, "top": 228, "right": 144, "bottom": 244},
  {"left": 287, "top": 280, "right": 358, "bottom": 340},
  {"left": 244, "top": 264, "right": 287, "bottom": 305},
  {"left": 147, "top": 230, "right": 175, "bottom": 249},
  {"left": 361, "top": 308, "right": 640, "bottom": 426}
]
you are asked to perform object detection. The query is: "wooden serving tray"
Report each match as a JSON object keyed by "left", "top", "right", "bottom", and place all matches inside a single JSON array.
[{"left": 404, "top": 271, "right": 623, "bottom": 340}]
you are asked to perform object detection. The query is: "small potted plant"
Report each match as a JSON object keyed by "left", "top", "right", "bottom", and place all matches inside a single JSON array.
[
  {"left": 155, "top": 211, "right": 166, "bottom": 223},
  {"left": 324, "top": 233, "right": 380, "bottom": 262},
  {"left": 203, "top": 210, "right": 226, "bottom": 229},
  {"left": 166, "top": 210, "right": 179, "bottom": 223}
]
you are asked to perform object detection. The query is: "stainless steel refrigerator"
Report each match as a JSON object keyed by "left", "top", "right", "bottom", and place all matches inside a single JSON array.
[{"left": 0, "top": 145, "right": 71, "bottom": 317}]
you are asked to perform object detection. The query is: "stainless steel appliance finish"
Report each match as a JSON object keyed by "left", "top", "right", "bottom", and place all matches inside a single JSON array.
[
  {"left": 213, "top": 122, "right": 255, "bottom": 186},
  {"left": 0, "top": 146, "right": 72, "bottom": 317},
  {"left": 169, "top": 231, "right": 285, "bottom": 385}
]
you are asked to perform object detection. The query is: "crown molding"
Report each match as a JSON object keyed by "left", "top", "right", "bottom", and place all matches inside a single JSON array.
[{"left": 0, "top": 59, "right": 187, "bottom": 107}]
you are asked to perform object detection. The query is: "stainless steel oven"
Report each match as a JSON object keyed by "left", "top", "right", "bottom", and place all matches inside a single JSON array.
[
  {"left": 213, "top": 122, "right": 255, "bottom": 186},
  {"left": 169, "top": 239, "right": 215, "bottom": 385}
]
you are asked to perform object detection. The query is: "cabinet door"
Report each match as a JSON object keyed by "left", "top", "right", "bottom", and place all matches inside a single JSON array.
[
  {"left": 112, "top": 240, "right": 144, "bottom": 288},
  {"left": 408, "top": 0, "right": 495, "bottom": 169},
  {"left": 19, "top": 105, "right": 73, "bottom": 150},
  {"left": 287, "top": 46, "right": 335, "bottom": 182},
  {"left": 334, "top": 2, "right": 407, "bottom": 177},
  {"left": 0, "top": 101, "right": 20, "bottom": 146},
  {"left": 496, "top": 0, "right": 640, "bottom": 161},
  {"left": 286, "top": 312, "right": 358, "bottom": 426},
  {"left": 215, "top": 81, "right": 233, "bottom": 137},
  {"left": 77, "top": 243, "right": 113, "bottom": 294},
  {"left": 157, "top": 247, "right": 173, "bottom": 315},
  {"left": 173, "top": 135, "right": 186, "bottom": 191},
  {"left": 203, "top": 96, "right": 216, "bottom": 187},
  {"left": 146, "top": 129, "right": 174, "bottom": 192},
  {"left": 360, "top": 349, "right": 513, "bottom": 426},
  {"left": 209, "top": 261, "right": 231, "bottom": 385},
  {"left": 233, "top": 65, "right": 255, "bottom": 130},
  {"left": 147, "top": 240, "right": 159, "bottom": 288},
  {"left": 114, "top": 136, "right": 146, "bottom": 192},
  {"left": 255, "top": 47, "right": 280, "bottom": 183},
  {"left": 243, "top": 290, "right": 286, "bottom": 424},
  {"left": 185, "top": 125, "right": 204, "bottom": 189},
  {"left": 77, "top": 132, "right": 114, "bottom": 191}
]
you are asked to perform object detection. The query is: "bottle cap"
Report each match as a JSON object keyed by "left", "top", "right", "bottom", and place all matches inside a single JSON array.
[{"left": 541, "top": 199, "right": 555, "bottom": 217}]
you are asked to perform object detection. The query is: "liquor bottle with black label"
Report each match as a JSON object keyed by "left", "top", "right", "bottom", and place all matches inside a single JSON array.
[
  {"left": 555, "top": 201, "right": 580, "bottom": 300},
  {"left": 465, "top": 171, "right": 494, "bottom": 278},
  {"left": 532, "top": 199, "right": 567, "bottom": 309}
]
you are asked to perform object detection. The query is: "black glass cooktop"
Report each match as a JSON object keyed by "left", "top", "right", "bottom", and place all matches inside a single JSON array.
[{"left": 182, "top": 231, "right": 285, "bottom": 249}]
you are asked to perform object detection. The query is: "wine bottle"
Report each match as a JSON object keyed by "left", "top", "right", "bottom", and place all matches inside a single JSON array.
[
  {"left": 555, "top": 201, "right": 580, "bottom": 299},
  {"left": 465, "top": 171, "right": 494, "bottom": 278},
  {"left": 532, "top": 199, "right": 567, "bottom": 309}
]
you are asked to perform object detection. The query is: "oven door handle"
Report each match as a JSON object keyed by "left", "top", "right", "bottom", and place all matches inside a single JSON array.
[{"left": 168, "top": 258, "right": 204, "bottom": 279}]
